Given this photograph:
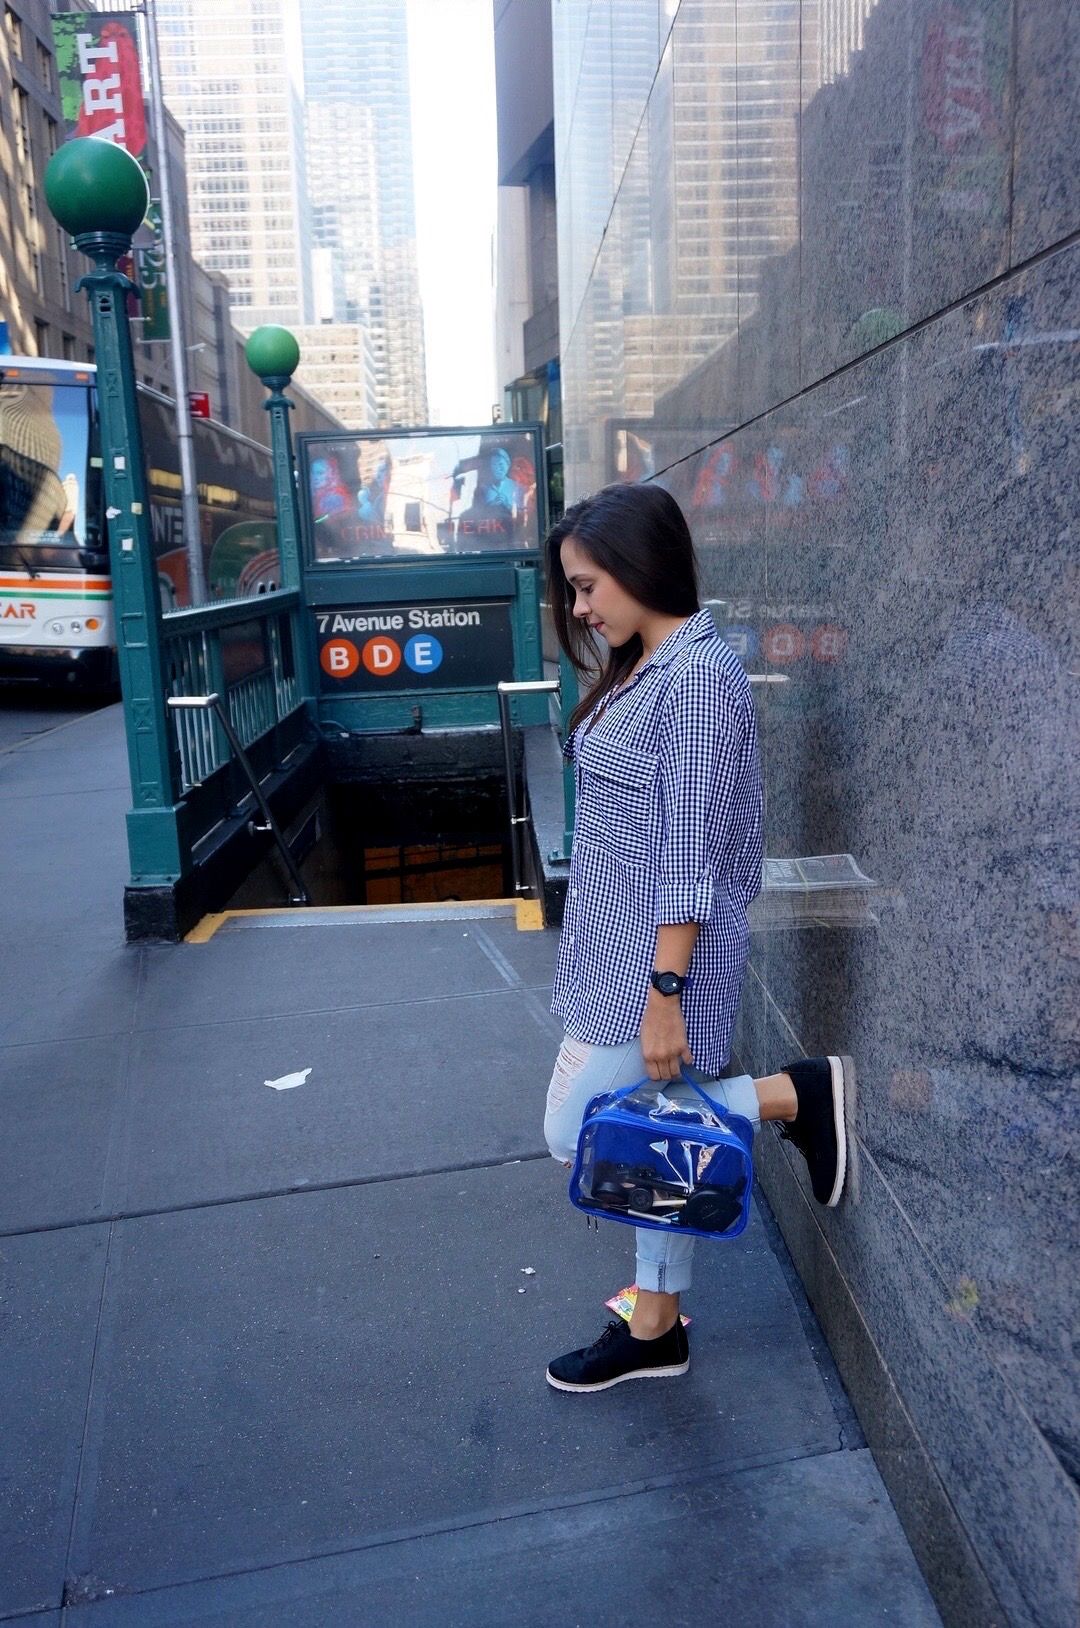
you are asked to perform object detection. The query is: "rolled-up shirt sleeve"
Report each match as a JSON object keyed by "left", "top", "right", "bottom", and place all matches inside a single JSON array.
[{"left": 655, "top": 663, "right": 750, "bottom": 924}]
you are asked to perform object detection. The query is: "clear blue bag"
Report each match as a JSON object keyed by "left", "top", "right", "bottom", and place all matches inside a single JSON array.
[{"left": 568, "top": 1064, "right": 754, "bottom": 1240}]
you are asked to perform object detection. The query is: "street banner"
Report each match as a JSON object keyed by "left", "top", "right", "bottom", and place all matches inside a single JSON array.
[
  {"left": 135, "top": 201, "right": 170, "bottom": 340},
  {"left": 51, "top": 12, "right": 148, "bottom": 163}
]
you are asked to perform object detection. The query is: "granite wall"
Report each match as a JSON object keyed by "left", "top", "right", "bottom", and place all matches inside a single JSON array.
[{"left": 552, "top": 2, "right": 1078, "bottom": 1623}]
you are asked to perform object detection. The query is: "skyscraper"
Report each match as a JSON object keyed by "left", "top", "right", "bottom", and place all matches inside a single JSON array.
[
  {"left": 299, "top": 0, "right": 427, "bottom": 426},
  {"left": 154, "top": 0, "right": 313, "bottom": 329}
]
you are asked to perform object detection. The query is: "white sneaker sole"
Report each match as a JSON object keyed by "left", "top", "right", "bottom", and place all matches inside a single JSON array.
[
  {"left": 545, "top": 1358, "right": 690, "bottom": 1393},
  {"left": 824, "top": 1055, "right": 848, "bottom": 1207}
]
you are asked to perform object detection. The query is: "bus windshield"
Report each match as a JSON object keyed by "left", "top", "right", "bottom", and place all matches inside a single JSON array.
[{"left": 0, "top": 378, "right": 97, "bottom": 555}]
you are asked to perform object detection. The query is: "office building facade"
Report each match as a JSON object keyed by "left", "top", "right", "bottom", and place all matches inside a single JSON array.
[
  {"left": 299, "top": 0, "right": 427, "bottom": 427},
  {"left": 1, "top": 0, "right": 338, "bottom": 443},
  {"left": 154, "top": 0, "right": 313, "bottom": 330},
  {"left": 493, "top": 0, "right": 561, "bottom": 512}
]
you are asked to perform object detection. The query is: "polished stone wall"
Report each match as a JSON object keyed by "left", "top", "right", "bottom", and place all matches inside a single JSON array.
[{"left": 552, "top": 2, "right": 1078, "bottom": 1624}]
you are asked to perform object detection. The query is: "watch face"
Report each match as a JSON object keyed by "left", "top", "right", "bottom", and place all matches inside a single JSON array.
[{"left": 655, "top": 972, "right": 681, "bottom": 995}]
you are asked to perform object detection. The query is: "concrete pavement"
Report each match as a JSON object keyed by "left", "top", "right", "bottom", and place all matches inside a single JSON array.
[{"left": 0, "top": 701, "right": 942, "bottom": 1626}]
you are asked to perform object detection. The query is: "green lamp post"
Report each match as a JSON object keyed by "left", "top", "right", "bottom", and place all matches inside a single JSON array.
[
  {"left": 245, "top": 327, "right": 303, "bottom": 595},
  {"left": 45, "top": 137, "right": 185, "bottom": 879},
  {"left": 244, "top": 326, "right": 316, "bottom": 701}
]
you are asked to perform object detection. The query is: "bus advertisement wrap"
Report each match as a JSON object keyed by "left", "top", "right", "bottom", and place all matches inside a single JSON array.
[{"left": 0, "top": 358, "right": 282, "bottom": 684}]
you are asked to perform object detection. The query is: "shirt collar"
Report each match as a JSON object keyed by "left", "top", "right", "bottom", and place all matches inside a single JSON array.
[
  {"left": 638, "top": 607, "right": 716, "bottom": 675},
  {"left": 563, "top": 609, "right": 716, "bottom": 757}
]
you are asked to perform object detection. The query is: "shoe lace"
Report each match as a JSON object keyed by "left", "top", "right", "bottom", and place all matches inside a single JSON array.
[
  {"left": 778, "top": 1118, "right": 809, "bottom": 1154},
  {"left": 589, "top": 1320, "right": 624, "bottom": 1354}
]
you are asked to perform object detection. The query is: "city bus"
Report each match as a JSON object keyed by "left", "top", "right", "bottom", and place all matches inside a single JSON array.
[{"left": 0, "top": 356, "right": 281, "bottom": 688}]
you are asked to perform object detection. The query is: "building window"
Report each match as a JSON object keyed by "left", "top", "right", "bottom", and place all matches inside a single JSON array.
[
  {"left": 55, "top": 223, "right": 71, "bottom": 309},
  {"left": 5, "top": 6, "right": 23, "bottom": 58},
  {"left": 34, "top": 319, "right": 49, "bottom": 357},
  {"left": 13, "top": 86, "right": 31, "bottom": 165},
  {"left": 45, "top": 115, "right": 59, "bottom": 158},
  {"left": 37, "top": 40, "right": 52, "bottom": 91},
  {"left": 62, "top": 332, "right": 75, "bottom": 360}
]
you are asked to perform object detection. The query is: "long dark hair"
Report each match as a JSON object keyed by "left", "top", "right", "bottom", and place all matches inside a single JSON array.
[{"left": 546, "top": 482, "right": 700, "bottom": 732}]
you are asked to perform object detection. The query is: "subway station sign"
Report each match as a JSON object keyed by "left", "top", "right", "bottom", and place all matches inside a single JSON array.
[{"left": 315, "top": 601, "right": 515, "bottom": 693}]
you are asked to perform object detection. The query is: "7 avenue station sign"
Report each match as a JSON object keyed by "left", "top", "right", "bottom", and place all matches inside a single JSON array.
[{"left": 315, "top": 602, "right": 515, "bottom": 692}]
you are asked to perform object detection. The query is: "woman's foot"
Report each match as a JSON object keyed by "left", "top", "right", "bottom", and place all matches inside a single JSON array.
[
  {"left": 778, "top": 1056, "right": 850, "bottom": 1206},
  {"left": 546, "top": 1318, "right": 689, "bottom": 1392}
]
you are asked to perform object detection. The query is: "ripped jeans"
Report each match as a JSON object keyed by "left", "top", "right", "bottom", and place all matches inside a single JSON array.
[{"left": 544, "top": 1034, "right": 760, "bottom": 1295}]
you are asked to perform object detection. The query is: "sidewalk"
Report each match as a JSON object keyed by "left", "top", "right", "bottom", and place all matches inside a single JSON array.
[{"left": 1, "top": 704, "right": 942, "bottom": 1626}]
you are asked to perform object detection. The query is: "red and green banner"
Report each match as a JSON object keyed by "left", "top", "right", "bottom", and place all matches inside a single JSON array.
[{"left": 51, "top": 12, "right": 147, "bottom": 163}]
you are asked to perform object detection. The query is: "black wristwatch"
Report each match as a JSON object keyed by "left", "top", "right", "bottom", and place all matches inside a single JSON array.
[{"left": 650, "top": 969, "right": 687, "bottom": 997}]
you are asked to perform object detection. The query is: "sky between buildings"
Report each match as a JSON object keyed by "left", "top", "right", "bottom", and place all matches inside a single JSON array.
[{"left": 406, "top": 0, "right": 498, "bottom": 427}]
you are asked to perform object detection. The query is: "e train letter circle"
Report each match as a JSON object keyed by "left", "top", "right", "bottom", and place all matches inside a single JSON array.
[{"left": 404, "top": 633, "right": 443, "bottom": 674}]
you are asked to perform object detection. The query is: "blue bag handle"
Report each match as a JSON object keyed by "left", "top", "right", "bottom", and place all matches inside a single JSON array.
[{"left": 605, "top": 1061, "right": 731, "bottom": 1120}]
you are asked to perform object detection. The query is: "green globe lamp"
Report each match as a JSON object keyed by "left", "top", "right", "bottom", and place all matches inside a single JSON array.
[
  {"left": 845, "top": 306, "right": 905, "bottom": 354},
  {"left": 245, "top": 326, "right": 301, "bottom": 392},
  {"left": 45, "top": 135, "right": 149, "bottom": 262},
  {"left": 244, "top": 327, "right": 305, "bottom": 598}
]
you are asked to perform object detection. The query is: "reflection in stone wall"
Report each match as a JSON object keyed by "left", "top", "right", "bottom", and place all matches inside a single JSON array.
[{"left": 553, "top": 1, "right": 1078, "bottom": 1623}]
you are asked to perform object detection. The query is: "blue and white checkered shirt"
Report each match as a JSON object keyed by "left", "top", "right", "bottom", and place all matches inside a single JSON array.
[{"left": 552, "top": 609, "right": 763, "bottom": 1075}]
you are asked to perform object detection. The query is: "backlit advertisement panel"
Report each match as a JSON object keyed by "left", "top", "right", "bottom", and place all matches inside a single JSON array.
[{"left": 300, "top": 427, "right": 543, "bottom": 561}]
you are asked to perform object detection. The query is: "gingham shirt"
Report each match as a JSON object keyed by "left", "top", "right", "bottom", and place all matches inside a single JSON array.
[{"left": 552, "top": 609, "right": 763, "bottom": 1075}]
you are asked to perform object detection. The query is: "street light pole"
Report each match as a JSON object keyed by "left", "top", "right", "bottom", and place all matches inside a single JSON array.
[
  {"left": 44, "top": 138, "right": 185, "bottom": 879},
  {"left": 144, "top": 0, "right": 207, "bottom": 604}
]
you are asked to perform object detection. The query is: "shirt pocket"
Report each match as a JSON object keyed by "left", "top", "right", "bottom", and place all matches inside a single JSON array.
[{"left": 576, "top": 734, "right": 659, "bottom": 867}]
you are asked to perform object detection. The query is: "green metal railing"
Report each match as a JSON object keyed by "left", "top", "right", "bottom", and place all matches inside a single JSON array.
[{"left": 162, "top": 591, "right": 304, "bottom": 794}]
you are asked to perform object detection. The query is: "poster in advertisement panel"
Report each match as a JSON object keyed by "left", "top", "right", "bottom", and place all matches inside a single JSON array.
[
  {"left": 303, "top": 428, "right": 542, "bottom": 561},
  {"left": 51, "top": 12, "right": 148, "bottom": 163}
]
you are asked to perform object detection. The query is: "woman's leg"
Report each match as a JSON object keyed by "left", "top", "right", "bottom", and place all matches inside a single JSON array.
[
  {"left": 545, "top": 1044, "right": 773, "bottom": 1337},
  {"left": 543, "top": 1034, "right": 646, "bottom": 1165},
  {"left": 631, "top": 1068, "right": 762, "bottom": 1337},
  {"left": 543, "top": 1042, "right": 849, "bottom": 1388},
  {"left": 755, "top": 1071, "right": 798, "bottom": 1120}
]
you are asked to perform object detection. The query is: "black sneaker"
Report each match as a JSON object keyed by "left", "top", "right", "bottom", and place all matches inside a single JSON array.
[
  {"left": 546, "top": 1318, "right": 689, "bottom": 1393},
  {"left": 779, "top": 1055, "right": 849, "bottom": 1206}
]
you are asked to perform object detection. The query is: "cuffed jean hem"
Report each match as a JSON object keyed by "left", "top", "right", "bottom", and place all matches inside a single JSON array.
[
  {"left": 635, "top": 1231, "right": 697, "bottom": 1294},
  {"left": 544, "top": 1034, "right": 759, "bottom": 1294}
]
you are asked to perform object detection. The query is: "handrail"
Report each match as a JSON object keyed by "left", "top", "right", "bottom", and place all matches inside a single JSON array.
[
  {"left": 168, "top": 694, "right": 311, "bottom": 905},
  {"left": 497, "top": 678, "right": 561, "bottom": 896},
  {"left": 161, "top": 586, "right": 301, "bottom": 635}
]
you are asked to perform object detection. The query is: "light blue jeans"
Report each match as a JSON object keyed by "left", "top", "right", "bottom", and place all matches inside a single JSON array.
[{"left": 543, "top": 1034, "right": 760, "bottom": 1295}]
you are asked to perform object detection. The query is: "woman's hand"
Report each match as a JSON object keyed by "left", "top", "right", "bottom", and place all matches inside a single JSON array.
[{"left": 641, "top": 988, "right": 694, "bottom": 1081}]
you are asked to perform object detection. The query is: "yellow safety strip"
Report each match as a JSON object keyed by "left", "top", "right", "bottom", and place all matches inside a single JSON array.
[{"left": 184, "top": 895, "right": 547, "bottom": 943}]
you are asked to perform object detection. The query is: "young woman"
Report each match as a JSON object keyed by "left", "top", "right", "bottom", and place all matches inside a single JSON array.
[{"left": 543, "top": 482, "right": 850, "bottom": 1394}]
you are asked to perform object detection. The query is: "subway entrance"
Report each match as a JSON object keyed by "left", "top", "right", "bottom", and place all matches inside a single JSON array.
[{"left": 225, "top": 772, "right": 516, "bottom": 911}]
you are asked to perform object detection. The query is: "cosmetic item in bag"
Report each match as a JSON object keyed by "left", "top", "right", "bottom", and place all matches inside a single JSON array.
[{"left": 569, "top": 1064, "right": 754, "bottom": 1240}]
